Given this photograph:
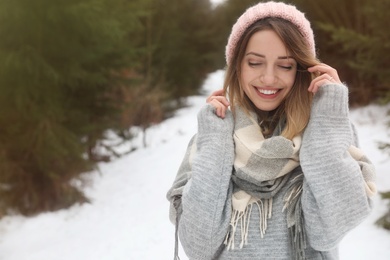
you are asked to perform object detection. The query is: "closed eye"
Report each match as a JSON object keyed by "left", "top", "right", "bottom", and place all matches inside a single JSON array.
[
  {"left": 279, "top": 65, "right": 293, "bottom": 70},
  {"left": 248, "top": 62, "right": 262, "bottom": 67}
]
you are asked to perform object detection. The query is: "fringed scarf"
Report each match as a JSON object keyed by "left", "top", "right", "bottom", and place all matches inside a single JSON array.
[{"left": 224, "top": 107, "right": 306, "bottom": 258}]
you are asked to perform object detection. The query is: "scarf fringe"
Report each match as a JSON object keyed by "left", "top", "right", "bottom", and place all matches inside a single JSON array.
[
  {"left": 224, "top": 174, "right": 306, "bottom": 259},
  {"left": 283, "top": 173, "right": 306, "bottom": 260},
  {"left": 224, "top": 198, "right": 273, "bottom": 250},
  {"left": 224, "top": 174, "right": 306, "bottom": 258},
  {"left": 289, "top": 217, "right": 306, "bottom": 260}
]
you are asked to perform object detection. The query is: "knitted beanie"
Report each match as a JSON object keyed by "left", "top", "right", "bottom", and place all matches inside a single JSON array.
[{"left": 225, "top": 1, "right": 315, "bottom": 65}]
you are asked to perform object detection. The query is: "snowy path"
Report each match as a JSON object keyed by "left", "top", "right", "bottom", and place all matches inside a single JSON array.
[{"left": 0, "top": 70, "right": 389, "bottom": 260}]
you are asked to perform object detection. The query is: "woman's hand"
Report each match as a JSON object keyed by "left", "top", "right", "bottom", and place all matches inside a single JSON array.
[
  {"left": 206, "top": 89, "right": 230, "bottom": 118},
  {"left": 307, "top": 63, "right": 342, "bottom": 93}
]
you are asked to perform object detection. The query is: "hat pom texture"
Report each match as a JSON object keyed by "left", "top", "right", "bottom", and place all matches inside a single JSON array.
[{"left": 225, "top": 1, "right": 315, "bottom": 65}]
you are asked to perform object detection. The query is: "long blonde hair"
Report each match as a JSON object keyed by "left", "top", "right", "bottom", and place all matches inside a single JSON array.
[{"left": 224, "top": 17, "right": 320, "bottom": 140}]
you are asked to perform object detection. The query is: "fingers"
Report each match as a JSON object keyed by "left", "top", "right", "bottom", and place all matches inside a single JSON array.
[
  {"left": 209, "top": 99, "right": 228, "bottom": 118},
  {"left": 206, "top": 89, "right": 224, "bottom": 103},
  {"left": 208, "top": 95, "right": 230, "bottom": 107},
  {"left": 308, "top": 63, "right": 342, "bottom": 93},
  {"left": 206, "top": 89, "right": 229, "bottom": 118},
  {"left": 308, "top": 75, "right": 333, "bottom": 93}
]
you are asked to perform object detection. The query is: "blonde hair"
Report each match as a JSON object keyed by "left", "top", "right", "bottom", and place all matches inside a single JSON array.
[{"left": 224, "top": 17, "right": 320, "bottom": 140}]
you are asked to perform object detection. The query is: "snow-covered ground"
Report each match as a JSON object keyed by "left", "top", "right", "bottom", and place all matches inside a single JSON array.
[{"left": 0, "top": 70, "right": 389, "bottom": 260}]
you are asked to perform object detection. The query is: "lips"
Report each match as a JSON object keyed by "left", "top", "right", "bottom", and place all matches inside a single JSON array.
[{"left": 254, "top": 87, "right": 281, "bottom": 98}]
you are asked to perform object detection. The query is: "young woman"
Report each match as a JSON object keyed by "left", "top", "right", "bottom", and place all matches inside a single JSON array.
[{"left": 167, "top": 2, "right": 376, "bottom": 259}]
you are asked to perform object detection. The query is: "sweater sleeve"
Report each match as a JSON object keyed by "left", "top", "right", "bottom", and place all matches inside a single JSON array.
[
  {"left": 169, "top": 104, "right": 235, "bottom": 259},
  {"left": 300, "top": 84, "right": 373, "bottom": 251}
]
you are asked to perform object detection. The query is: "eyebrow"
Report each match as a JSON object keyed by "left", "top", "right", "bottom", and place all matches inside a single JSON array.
[{"left": 245, "top": 52, "right": 294, "bottom": 60}]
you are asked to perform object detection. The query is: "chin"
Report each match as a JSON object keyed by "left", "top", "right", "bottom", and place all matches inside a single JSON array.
[{"left": 254, "top": 103, "right": 280, "bottom": 112}]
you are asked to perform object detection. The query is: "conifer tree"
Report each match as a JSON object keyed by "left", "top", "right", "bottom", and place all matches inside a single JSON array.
[
  {"left": 292, "top": 0, "right": 389, "bottom": 105},
  {"left": 141, "top": 0, "right": 217, "bottom": 100},
  {"left": 0, "top": 0, "right": 144, "bottom": 215}
]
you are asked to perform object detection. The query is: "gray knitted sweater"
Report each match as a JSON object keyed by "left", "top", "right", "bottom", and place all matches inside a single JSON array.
[{"left": 167, "top": 84, "right": 373, "bottom": 259}]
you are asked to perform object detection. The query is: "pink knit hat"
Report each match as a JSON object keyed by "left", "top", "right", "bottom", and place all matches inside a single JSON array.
[{"left": 225, "top": 1, "right": 315, "bottom": 65}]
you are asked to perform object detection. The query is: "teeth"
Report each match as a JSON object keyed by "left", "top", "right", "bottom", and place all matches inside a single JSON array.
[{"left": 258, "top": 89, "right": 278, "bottom": 95}]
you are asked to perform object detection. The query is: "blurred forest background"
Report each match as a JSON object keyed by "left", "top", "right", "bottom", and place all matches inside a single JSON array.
[{"left": 0, "top": 0, "right": 389, "bottom": 227}]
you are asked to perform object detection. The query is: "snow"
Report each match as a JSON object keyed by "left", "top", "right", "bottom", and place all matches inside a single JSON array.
[
  {"left": 0, "top": 70, "right": 389, "bottom": 260},
  {"left": 210, "top": 0, "right": 226, "bottom": 7}
]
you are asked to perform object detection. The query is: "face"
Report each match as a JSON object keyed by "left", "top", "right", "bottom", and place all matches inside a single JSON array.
[{"left": 240, "top": 29, "right": 297, "bottom": 111}]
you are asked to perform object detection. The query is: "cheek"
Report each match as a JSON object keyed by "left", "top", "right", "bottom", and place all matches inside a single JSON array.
[
  {"left": 240, "top": 68, "right": 258, "bottom": 85},
  {"left": 283, "top": 73, "right": 297, "bottom": 89}
]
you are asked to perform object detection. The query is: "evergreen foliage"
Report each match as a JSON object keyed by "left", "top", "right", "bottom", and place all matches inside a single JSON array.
[
  {"left": 0, "top": 0, "right": 219, "bottom": 216},
  {"left": 291, "top": 0, "right": 390, "bottom": 105},
  {"left": 140, "top": 0, "right": 218, "bottom": 100},
  {"left": 0, "top": 0, "right": 144, "bottom": 215}
]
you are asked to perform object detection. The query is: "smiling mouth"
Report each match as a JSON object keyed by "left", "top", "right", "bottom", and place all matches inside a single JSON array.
[{"left": 255, "top": 87, "right": 281, "bottom": 96}]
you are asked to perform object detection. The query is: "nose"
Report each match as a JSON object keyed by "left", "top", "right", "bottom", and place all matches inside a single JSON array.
[{"left": 261, "top": 68, "right": 276, "bottom": 85}]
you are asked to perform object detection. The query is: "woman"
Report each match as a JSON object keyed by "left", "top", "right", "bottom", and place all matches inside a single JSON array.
[{"left": 167, "top": 2, "right": 376, "bottom": 259}]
